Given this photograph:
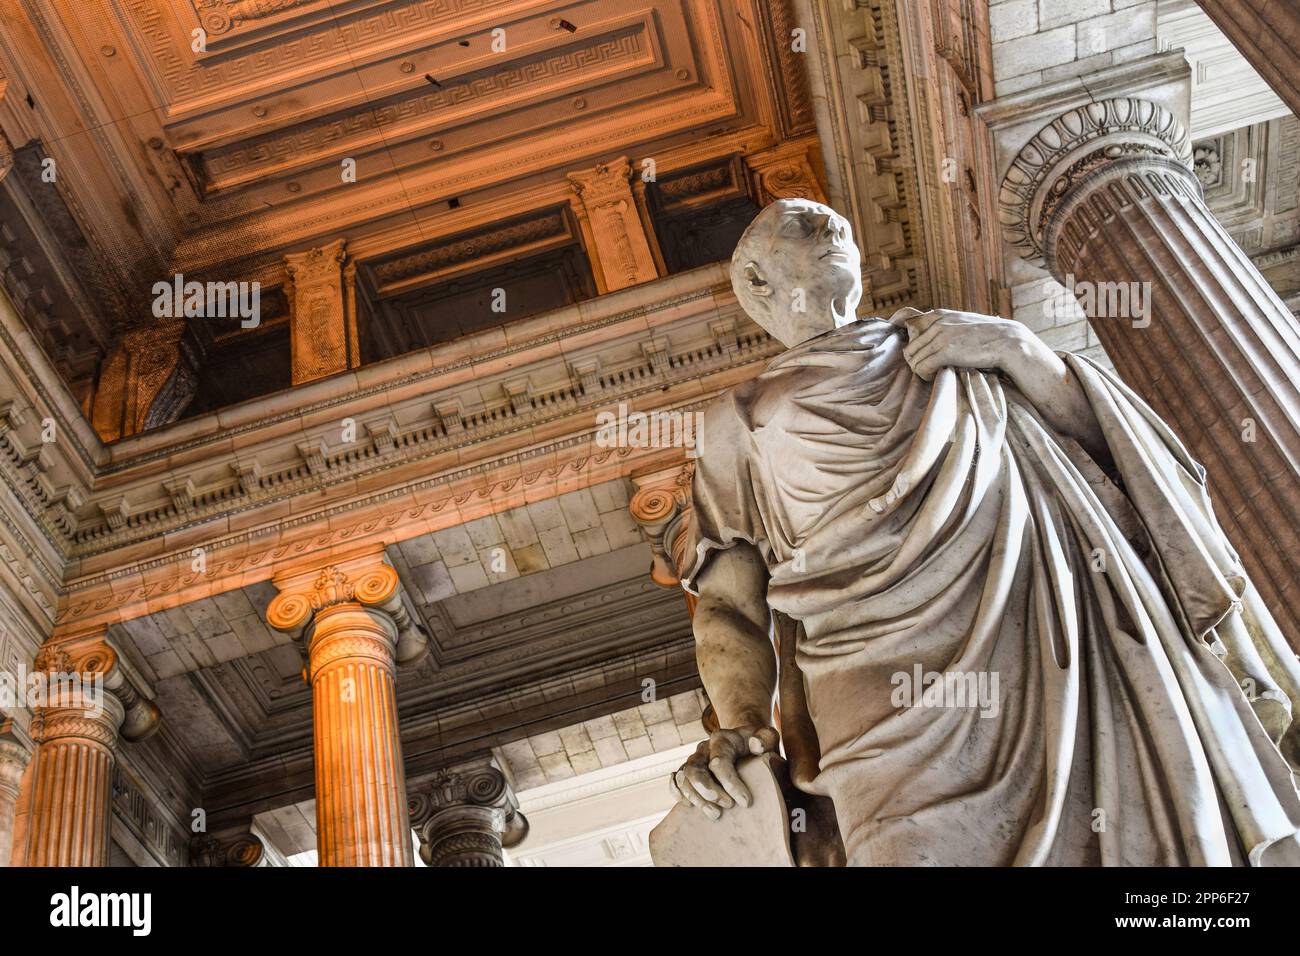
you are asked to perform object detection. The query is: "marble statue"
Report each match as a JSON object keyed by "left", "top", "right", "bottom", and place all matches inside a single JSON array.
[{"left": 663, "top": 198, "right": 1300, "bottom": 866}]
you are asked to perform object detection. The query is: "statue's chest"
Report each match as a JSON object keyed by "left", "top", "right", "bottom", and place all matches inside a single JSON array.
[{"left": 745, "top": 359, "right": 927, "bottom": 546}]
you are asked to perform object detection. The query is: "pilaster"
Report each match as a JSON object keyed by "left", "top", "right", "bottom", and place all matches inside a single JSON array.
[
  {"left": 284, "top": 239, "right": 357, "bottom": 385},
  {"left": 567, "top": 157, "right": 661, "bottom": 293}
]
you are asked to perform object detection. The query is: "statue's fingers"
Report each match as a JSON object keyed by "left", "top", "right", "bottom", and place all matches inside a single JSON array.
[
  {"left": 900, "top": 308, "right": 945, "bottom": 338},
  {"left": 709, "top": 755, "right": 752, "bottom": 809},
  {"left": 902, "top": 323, "right": 943, "bottom": 361},
  {"left": 684, "top": 763, "right": 732, "bottom": 807},
  {"left": 675, "top": 769, "right": 721, "bottom": 819},
  {"left": 911, "top": 351, "right": 951, "bottom": 381},
  {"left": 748, "top": 727, "right": 780, "bottom": 754},
  {"left": 669, "top": 771, "right": 687, "bottom": 804}
]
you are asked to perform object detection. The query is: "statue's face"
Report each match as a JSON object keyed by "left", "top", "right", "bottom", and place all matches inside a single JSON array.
[{"left": 731, "top": 199, "right": 863, "bottom": 347}]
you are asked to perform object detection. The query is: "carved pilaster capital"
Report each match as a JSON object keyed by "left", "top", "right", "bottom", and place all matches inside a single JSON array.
[
  {"left": 992, "top": 96, "right": 1194, "bottom": 278},
  {"left": 567, "top": 156, "right": 635, "bottom": 205},
  {"left": 267, "top": 551, "right": 429, "bottom": 668},
  {"left": 284, "top": 238, "right": 348, "bottom": 287},
  {"left": 30, "top": 633, "right": 160, "bottom": 745},
  {"left": 629, "top": 463, "right": 696, "bottom": 584},
  {"left": 744, "top": 140, "right": 827, "bottom": 206}
]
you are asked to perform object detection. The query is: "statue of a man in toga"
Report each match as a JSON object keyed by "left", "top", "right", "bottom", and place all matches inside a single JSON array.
[{"left": 668, "top": 198, "right": 1300, "bottom": 866}]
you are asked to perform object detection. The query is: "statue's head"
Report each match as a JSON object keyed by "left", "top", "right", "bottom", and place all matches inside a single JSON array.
[{"left": 729, "top": 198, "right": 862, "bottom": 347}]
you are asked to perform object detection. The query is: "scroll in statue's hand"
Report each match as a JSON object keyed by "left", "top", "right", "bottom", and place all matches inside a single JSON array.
[{"left": 670, "top": 726, "right": 780, "bottom": 820}]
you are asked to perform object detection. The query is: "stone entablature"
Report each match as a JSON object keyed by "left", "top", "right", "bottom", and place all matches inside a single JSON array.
[{"left": 31, "top": 266, "right": 777, "bottom": 638}]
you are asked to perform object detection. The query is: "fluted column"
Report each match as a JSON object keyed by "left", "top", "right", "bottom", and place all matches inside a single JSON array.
[
  {"left": 995, "top": 88, "right": 1300, "bottom": 644},
  {"left": 23, "top": 635, "right": 164, "bottom": 867},
  {"left": 408, "top": 757, "right": 528, "bottom": 867},
  {"left": 0, "top": 717, "right": 31, "bottom": 867},
  {"left": 268, "top": 552, "right": 428, "bottom": 866}
]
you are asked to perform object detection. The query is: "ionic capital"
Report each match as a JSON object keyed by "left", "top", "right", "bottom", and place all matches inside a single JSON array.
[
  {"left": 29, "top": 633, "right": 160, "bottom": 745},
  {"left": 266, "top": 550, "right": 429, "bottom": 668},
  {"left": 408, "top": 756, "right": 528, "bottom": 866},
  {"left": 189, "top": 828, "right": 271, "bottom": 868},
  {"left": 629, "top": 463, "right": 695, "bottom": 585}
]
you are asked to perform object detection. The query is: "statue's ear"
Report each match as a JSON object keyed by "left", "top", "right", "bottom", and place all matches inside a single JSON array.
[{"left": 743, "top": 261, "right": 773, "bottom": 298}]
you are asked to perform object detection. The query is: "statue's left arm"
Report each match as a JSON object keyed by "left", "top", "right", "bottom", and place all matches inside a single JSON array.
[{"left": 900, "top": 309, "right": 1108, "bottom": 463}]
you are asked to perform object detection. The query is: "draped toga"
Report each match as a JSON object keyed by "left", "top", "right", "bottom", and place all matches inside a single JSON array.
[{"left": 682, "top": 316, "right": 1300, "bottom": 866}]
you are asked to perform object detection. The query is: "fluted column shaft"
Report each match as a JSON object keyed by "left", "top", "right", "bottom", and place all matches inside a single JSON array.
[
  {"left": 996, "top": 91, "right": 1300, "bottom": 644},
  {"left": 0, "top": 725, "right": 31, "bottom": 867},
  {"left": 27, "top": 690, "right": 124, "bottom": 867},
  {"left": 1047, "top": 156, "right": 1300, "bottom": 640},
  {"left": 268, "top": 557, "right": 423, "bottom": 867},
  {"left": 308, "top": 603, "right": 410, "bottom": 867}
]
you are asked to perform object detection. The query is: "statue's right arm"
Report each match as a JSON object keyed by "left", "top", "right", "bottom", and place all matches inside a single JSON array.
[{"left": 671, "top": 540, "right": 780, "bottom": 819}]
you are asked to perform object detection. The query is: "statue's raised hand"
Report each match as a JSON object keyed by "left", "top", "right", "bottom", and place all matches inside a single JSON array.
[{"left": 669, "top": 726, "right": 780, "bottom": 820}]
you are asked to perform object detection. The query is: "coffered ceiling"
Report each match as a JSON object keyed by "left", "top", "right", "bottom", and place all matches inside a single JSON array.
[{"left": 1, "top": 0, "right": 787, "bottom": 295}]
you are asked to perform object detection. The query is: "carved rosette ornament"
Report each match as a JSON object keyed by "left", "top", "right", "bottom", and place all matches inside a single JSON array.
[
  {"left": 268, "top": 555, "right": 425, "bottom": 866},
  {"left": 408, "top": 759, "right": 528, "bottom": 867},
  {"left": 995, "top": 88, "right": 1300, "bottom": 643},
  {"left": 25, "top": 634, "right": 160, "bottom": 866}
]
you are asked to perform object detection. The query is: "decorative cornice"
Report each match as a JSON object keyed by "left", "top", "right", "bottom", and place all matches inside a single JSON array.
[{"left": 66, "top": 297, "right": 776, "bottom": 559}]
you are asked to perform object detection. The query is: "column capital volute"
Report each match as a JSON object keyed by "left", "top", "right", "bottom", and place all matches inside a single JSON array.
[
  {"left": 30, "top": 632, "right": 161, "bottom": 744},
  {"left": 266, "top": 550, "right": 429, "bottom": 666},
  {"left": 408, "top": 755, "right": 529, "bottom": 855},
  {"left": 629, "top": 463, "right": 695, "bottom": 585},
  {"left": 189, "top": 826, "right": 272, "bottom": 867}
]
